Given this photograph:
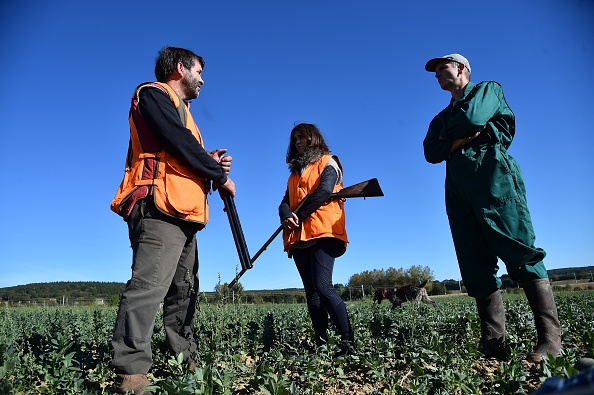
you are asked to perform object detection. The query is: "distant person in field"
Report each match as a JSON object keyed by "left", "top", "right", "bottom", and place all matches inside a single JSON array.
[
  {"left": 422, "top": 54, "right": 561, "bottom": 362},
  {"left": 278, "top": 123, "right": 354, "bottom": 357},
  {"left": 109, "top": 46, "right": 236, "bottom": 394}
]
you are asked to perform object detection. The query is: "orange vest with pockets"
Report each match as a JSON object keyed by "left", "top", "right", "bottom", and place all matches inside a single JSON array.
[
  {"left": 111, "top": 82, "right": 210, "bottom": 226},
  {"left": 283, "top": 155, "right": 348, "bottom": 253}
]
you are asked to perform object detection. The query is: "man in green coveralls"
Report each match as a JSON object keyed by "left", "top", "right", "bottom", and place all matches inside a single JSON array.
[{"left": 422, "top": 54, "right": 561, "bottom": 362}]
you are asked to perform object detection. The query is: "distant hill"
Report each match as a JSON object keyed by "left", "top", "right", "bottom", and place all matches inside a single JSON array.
[
  {"left": 501, "top": 265, "right": 594, "bottom": 288},
  {"left": 0, "top": 282, "right": 308, "bottom": 305},
  {"left": 1, "top": 266, "right": 592, "bottom": 303},
  {"left": 419, "top": 266, "right": 593, "bottom": 291},
  {"left": 544, "top": 266, "right": 594, "bottom": 282},
  {"left": 0, "top": 281, "right": 126, "bottom": 302}
]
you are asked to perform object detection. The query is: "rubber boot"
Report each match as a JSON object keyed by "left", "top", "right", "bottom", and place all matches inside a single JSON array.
[
  {"left": 521, "top": 278, "right": 562, "bottom": 363},
  {"left": 574, "top": 357, "right": 594, "bottom": 372},
  {"left": 475, "top": 290, "right": 506, "bottom": 360}
]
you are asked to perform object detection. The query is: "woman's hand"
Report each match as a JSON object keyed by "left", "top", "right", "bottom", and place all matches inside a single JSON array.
[{"left": 282, "top": 213, "right": 300, "bottom": 232}]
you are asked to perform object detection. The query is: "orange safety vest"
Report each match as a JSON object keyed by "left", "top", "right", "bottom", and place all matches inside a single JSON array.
[
  {"left": 283, "top": 155, "right": 348, "bottom": 253},
  {"left": 111, "top": 82, "right": 210, "bottom": 226}
]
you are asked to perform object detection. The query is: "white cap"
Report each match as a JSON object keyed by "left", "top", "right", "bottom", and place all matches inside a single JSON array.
[{"left": 425, "top": 54, "right": 471, "bottom": 74}]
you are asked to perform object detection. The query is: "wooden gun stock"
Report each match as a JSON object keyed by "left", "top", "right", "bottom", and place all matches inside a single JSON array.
[{"left": 330, "top": 177, "right": 384, "bottom": 200}]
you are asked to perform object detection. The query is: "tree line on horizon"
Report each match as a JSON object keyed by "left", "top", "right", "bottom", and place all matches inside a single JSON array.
[{"left": 2, "top": 265, "right": 591, "bottom": 305}]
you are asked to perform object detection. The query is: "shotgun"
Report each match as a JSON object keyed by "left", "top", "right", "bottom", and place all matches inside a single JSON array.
[
  {"left": 227, "top": 178, "right": 383, "bottom": 288},
  {"left": 219, "top": 189, "right": 252, "bottom": 274}
]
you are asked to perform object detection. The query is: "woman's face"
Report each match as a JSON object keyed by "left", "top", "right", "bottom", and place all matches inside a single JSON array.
[{"left": 293, "top": 131, "right": 309, "bottom": 154}]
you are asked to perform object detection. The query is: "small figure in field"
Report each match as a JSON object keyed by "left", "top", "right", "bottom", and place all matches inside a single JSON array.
[
  {"left": 278, "top": 123, "right": 354, "bottom": 357},
  {"left": 373, "top": 288, "right": 390, "bottom": 304},
  {"left": 373, "top": 281, "right": 439, "bottom": 309},
  {"left": 388, "top": 280, "right": 439, "bottom": 309},
  {"left": 422, "top": 53, "right": 561, "bottom": 362}
]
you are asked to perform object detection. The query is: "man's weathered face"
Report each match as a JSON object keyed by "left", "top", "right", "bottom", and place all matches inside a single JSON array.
[
  {"left": 434, "top": 60, "right": 462, "bottom": 91},
  {"left": 181, "top": 59, "right": 204, "bottom": 100}
]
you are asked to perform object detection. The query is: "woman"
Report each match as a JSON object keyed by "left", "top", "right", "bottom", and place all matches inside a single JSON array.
[{"left": 278, "top": 123, "right": 354, "bottom": 356}]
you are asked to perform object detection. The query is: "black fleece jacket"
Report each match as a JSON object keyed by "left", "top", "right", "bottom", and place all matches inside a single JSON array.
[
  {"left": 278, "top": 166, "right": 338, "bottom": 223},
  {"left": 138, "top": 87, "right": 227, "bottom": 185}
]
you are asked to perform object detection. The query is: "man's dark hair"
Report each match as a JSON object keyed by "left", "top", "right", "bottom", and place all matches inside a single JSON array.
[{"left": 154, "top": 46, "right": 205, "bottom": 82}]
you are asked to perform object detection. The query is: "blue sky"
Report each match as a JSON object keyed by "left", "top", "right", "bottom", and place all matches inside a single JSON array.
[{"left": 1, "top": 0, "right": 593, "bottom": 291}]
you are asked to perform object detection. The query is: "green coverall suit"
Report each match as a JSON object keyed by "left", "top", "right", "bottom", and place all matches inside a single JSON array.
[{"left": 423, "top": 81, "right": 548, "bottom": 299}]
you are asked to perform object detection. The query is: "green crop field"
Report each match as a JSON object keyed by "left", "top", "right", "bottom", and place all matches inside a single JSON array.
[{"left": 1, "top": 291, "right": 593, "bottom": 394}]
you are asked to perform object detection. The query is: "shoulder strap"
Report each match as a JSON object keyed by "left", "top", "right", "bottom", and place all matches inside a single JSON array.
[
  {"left": 125, "top": 82, "right": 189, "bottom": 168},
  {"left": 134, "top": 82, "right": 188, "bottom": 126}
]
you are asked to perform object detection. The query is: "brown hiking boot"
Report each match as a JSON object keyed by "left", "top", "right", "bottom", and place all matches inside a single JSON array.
[
  {"left": 187, "top": 359, "right": 197, "bottom": 371},
  {"left": 522, "top": 279, "right": 562, "bottom": 363},
  {"left": 112, "top": 374, "right": 153, "bottom": 395}
]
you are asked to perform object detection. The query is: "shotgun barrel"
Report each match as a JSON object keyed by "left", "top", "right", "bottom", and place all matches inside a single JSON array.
[
  {"left": 227, "top": 178, "right": 384, "bottom": 288},
  {"left": 219, "top": 189, "right": 252, "bottom": 274},
  {"left": 227, "top": 197, "right": 308, "bottom": 288}
]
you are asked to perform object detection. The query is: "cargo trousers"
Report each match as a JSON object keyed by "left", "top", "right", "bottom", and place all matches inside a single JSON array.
[{"left": 111, "top": 198, "right": 200, "bottom": 375}]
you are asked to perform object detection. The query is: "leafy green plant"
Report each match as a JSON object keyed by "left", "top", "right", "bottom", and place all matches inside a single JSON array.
[
  {"left": 38, "top": 333, "right": 84, "bottom": 394},
  {"left": 1, "top": 291, "right": 593, "bottom": 394}
]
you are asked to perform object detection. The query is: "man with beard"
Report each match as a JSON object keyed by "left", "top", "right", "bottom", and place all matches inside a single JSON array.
[
  {"left": 422, "top": 54, "right": 561, "bottom": 363},
  {"left": 109, "top": 46, "right": 236, "bottom": 394}
]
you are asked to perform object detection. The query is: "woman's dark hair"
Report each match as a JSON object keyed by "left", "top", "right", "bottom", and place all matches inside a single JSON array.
[
  {"left": 154, "top": 46, "right": 205, "bottom": 82},
  {"left": 286, "top": 123, "right": 330, "bottom": 163}
]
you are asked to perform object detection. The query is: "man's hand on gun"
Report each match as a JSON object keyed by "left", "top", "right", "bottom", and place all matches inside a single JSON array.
[
  {"left": 210, "top": 148, "right": 236, "bottom": 196},
  {"left": 218, "top": 178, "right": 236, "bottom": 197},
  {"left": 210, "top": 148, "right": 232, "bottom": 174}
]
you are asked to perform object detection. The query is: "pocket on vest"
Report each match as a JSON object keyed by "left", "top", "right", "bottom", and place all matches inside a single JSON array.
[
  {"left": 309, "top": 205, "right": 345, "bottom": 236},
  {"left": 164, "top": 161, "right": 206, "bottom": 215}
]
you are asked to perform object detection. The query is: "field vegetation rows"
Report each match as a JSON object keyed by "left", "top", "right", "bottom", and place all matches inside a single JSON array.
[{"left": 0, "top": 290, "right": 593, "bottom": 395}]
